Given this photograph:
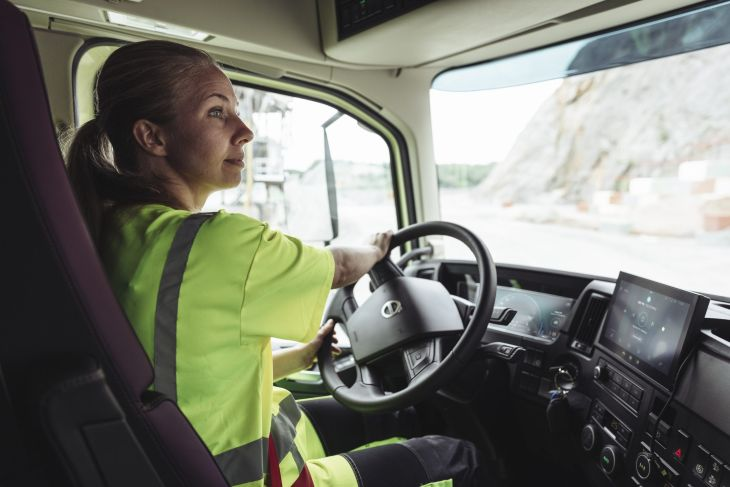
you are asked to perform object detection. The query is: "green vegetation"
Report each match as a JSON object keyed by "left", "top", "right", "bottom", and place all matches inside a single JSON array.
[{"left": 437, "top": 163, "right": 494, "bottom": 188}]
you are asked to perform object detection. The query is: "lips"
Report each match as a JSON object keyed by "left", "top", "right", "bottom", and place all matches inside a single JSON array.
[{"left": 224, "top": 158, "right": 244, "bottom": 168}]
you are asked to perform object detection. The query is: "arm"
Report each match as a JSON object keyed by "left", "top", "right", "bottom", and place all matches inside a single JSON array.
[
  {"left": 328, "top": 230, "right": 392, "bottom": 288},
  {"left": 272, "top": 320, "right": 340, "bottom": 381}
]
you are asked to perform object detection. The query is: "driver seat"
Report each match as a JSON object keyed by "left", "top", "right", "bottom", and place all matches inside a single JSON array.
[{"left": 0, "top": 1, "right": 230, "bottom": 485}]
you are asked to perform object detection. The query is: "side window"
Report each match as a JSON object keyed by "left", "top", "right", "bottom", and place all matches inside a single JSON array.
[{"left": 202, "top": 85, "right": 398, "bottom": 246}]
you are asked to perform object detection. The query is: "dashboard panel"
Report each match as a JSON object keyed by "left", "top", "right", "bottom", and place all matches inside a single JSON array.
[{"left": 405, "top": 259, "right": 730, "bottom": 487}]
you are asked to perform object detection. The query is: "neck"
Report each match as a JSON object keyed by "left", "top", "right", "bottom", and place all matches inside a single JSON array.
[
  {"left": 138, "top": 154, "right": 209, "bottom": 212},
  {"left": 166, "top": 181, "right": 207, "bottom": 212}
]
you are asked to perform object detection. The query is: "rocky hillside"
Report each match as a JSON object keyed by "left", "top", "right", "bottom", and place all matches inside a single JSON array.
[{"left": 478, "top": 44, "right": 730, "bottom": 205}]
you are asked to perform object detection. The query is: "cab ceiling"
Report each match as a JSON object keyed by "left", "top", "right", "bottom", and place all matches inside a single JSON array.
[{"left": 13, "top": 0, "right": 708, "bottom": 70}]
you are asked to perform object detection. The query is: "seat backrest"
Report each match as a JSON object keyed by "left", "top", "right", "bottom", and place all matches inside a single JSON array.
[{"left": 0, "top": 1, "right": 229, "bottom": 485}]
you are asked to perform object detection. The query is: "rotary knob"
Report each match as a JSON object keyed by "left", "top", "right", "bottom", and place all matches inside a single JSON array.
[
  {"left": 593, "top": 365, "right": 607, "bottom": 381},
  {"left": 581, "top": 424, "right": 598, "bottom": 452},
  {"left": 599, "top": 445, "right": 620, "bottom": 476},
  {"left": 635, "top": 452, "right": 653, "bottom": 481}
]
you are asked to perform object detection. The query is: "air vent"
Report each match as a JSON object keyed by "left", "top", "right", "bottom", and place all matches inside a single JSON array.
[{"left": 571, "top": 293, "right": 609, "bottom": 355}]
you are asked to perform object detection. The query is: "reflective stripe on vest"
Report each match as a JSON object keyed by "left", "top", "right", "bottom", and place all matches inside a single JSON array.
[
  {"left": 212, "top": 394, "right": 306, "bottom": 485},
  {"left": 271, "top": 394, "right": 306, "bottom": 473},
  {"left": 154, "top": 212, "right": 213, "bottom": 401},
  {"left": 153, "top": 213, "right": 309, "bottom": 486},
  {"left": 215, "top": 437, "right": 268, "bottom": 485}
]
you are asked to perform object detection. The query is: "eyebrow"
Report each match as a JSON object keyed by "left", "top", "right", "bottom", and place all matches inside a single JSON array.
[{"left": 204, "top": 93, "right": 232, "bottom": 105}]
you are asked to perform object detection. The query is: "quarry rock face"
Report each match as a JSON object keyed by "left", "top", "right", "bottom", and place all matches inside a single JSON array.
[{"left": 478, "top": 45, "right": 730, "bottom": 235}]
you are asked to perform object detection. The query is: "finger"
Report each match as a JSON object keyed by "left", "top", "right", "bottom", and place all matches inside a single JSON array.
[
  {"left": 332, "top": 345, "right": 342, "bottom": 355},
  {"left": 319, "top": 320, "right": 335, "bottom": 334}
]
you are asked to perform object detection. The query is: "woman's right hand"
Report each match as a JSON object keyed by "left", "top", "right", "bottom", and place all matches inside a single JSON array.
[
  {"left": 369, "top": 230, "right": 393, "bottom": 261},
  {"left": 329, "top": 229, "right": 394, "bottom": 288}
]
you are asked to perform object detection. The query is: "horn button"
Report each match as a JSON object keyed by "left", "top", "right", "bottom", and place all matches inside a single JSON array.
[{"left": 346, "top": 276, "right": 463, "bottom": 363}]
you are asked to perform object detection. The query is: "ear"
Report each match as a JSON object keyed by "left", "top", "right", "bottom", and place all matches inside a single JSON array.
[{"left": 132, "top": 119, "right": 168, "bottom": 157}]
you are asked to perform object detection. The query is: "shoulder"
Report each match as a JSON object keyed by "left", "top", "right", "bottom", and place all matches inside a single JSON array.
[
  {"left": 203, "top": 209, "right": 265, "bottom": 232},
  {"left": 101, "top": 204, "right": 192, "bottom": 253},
  {"left": 197, "top": 210, "right": 267, "bottom": 246},
  {"left": 107, "top": 204, "right": 190, "bottom": 235}
]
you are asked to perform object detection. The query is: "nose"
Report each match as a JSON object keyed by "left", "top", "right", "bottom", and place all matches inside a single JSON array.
[{"left": 234, "top": 117, "right": 254, "bottom": 146}]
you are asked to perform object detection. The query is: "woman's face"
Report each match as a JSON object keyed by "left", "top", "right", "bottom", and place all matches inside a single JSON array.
[{"left": 162, "top": 66, "right": 253, "bottom": 202}]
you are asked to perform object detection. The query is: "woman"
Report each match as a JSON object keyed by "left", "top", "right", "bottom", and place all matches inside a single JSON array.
[{"left": 66, "top": 40, "right": 486, "bottom": 487}]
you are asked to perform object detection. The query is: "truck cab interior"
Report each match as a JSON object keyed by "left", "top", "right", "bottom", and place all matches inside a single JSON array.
[{"left": 2, "top": 0, "right": 730, "bottom": 486}]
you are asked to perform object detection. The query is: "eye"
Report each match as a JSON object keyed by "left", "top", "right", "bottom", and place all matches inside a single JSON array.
[{"left": 209, "top": 107, "right": 225, "bottom": 119}]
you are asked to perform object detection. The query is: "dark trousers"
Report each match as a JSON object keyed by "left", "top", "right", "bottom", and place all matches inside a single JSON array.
[{"left": 297, "top": 397, "right": 491, "bottom": 487}]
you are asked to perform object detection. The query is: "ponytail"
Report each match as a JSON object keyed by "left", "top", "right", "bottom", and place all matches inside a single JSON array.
[
  {"left": 65, "top": 118, "right": 113, "bottom": 241},
  {"left": 65, "top": 117, "right": 170, "bottom": 241}
]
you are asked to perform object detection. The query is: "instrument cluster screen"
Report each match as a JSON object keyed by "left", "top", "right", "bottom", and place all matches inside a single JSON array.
[{"left": 480, "top": 287, "right": 574, "bottom": 341}]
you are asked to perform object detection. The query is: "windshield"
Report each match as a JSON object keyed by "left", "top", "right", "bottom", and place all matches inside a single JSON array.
[{"left": 431, "top": 2, "right": 730, "bottom": 298}]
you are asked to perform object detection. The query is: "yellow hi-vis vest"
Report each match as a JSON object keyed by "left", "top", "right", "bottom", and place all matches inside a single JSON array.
[{"left": 101, "top": 204, "right": 354, "bottom": 486}]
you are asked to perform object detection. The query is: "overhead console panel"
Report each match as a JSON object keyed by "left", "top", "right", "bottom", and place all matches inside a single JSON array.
[
  {"left": 319, "top": 0, "right": 614, "bottom": 67},
  {"left": 335, "top": 0, "right": 437, "bottom": 40}
]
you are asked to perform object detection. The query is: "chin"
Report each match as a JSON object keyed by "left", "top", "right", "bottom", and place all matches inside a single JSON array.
[{"left": 224, "top": 176, "right": 243, "bottom": 189}]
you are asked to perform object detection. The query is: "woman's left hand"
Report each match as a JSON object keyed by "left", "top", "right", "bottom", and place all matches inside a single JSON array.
[
  {"left": 273, "top": 320, "right": 341, "bottom": 381},
  {"left": 300, "top": 319, "right": 341, "bottom": 369}
]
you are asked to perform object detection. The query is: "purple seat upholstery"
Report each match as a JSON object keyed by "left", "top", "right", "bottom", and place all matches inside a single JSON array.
[{"left": 0, "top": 1, "right": 229, "bottom": 485}]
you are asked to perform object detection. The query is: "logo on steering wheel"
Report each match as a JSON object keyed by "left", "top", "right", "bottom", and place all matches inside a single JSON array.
[{"left": 380, "top": 300, "right": 402, "bottom": 318}]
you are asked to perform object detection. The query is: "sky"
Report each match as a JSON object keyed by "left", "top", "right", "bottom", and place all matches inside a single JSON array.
[
  {"left": 430, "top": 79, "right": 561, "bottom": 165},
  {"left": 242, "top": 80, "right": 562, "bottom": 171},
  {"left": 280, "top": 98, "right": 389, "bottom": 171}
]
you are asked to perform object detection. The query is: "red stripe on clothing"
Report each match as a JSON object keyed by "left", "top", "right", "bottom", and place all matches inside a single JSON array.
[
  {"left": 268, "top": 437, "right": 283, "bottom": 487},
  {"left": 291, "top": 464, "right": 315, "bottom": 487},
  {"left": 268, "top": 436, "right": 313, "bottom": 487}
]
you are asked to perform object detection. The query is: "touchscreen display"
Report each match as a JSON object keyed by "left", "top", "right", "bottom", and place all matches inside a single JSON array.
[
  {"left": 602, "top": 280, "right": 689, "bottom": 375},
  {"left": 599, "top": 272, "right": 708, "bottom": 389}
]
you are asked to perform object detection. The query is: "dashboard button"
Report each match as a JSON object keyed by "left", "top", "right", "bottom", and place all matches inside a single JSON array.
[
  {"left": 708, "top": 472, "right": 721, "bottom": 486},
  {"left": 498, "top": 344, "right": 514, "bottom": 356},
  {"left": 630, "top": 383, "right": 643, "bottom": 399},
  {"left": 628, "top": 395, "right": 640, "bottom": 411},
  {"left": 656, "top": 455, "right": 679, "bottom": 484},
  {"left": 689, "top": 445, "right": 710, "bottom": 480},
  {"left": 594, "top": 401, "right": 606, "bottom": 415},
  {"left": 707, "top": 456, "right": 724, "bottom": 487},
  {"left": 669, "top": 429, "right": 690, "bottom": 464},
  {"left": 619, "top": 389, "right": 631, "bottom": 403}
]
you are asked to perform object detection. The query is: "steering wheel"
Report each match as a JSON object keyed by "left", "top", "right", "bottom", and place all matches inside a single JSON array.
[{"left": 317, "top": 221, "right": 497, "bottom": 413}]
